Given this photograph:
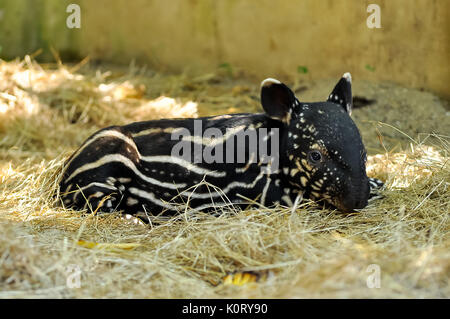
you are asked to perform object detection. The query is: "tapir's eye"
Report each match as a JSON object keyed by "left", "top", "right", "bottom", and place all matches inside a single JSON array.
[{"left": 308, "top": 150, "right": 322, "bottom": 164}]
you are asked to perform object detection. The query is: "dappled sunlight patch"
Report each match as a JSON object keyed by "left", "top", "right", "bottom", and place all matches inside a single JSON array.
[
  {"left": 0, "top": 57, "right": 200, "bottom": 165},
  {"left": 98, "top": 81, "right": 146, "bottom": 100},
  {"left": 0, "top": 162, "right": 24, "bottom": 183},
  {"left": 0, "top": 56, "right": 83, "bottom": 117},
  {"left": 367, "top": 142, "right": 447, "bottom": 189},
  {"left": 0, "top": 56, "right": 198, "bottom": 127},
  {"left": 0, "top": 85, "right": 40, "bottom": 115},
  {"left": 131, "top": 96, "right": 198, "bottom": 120}
]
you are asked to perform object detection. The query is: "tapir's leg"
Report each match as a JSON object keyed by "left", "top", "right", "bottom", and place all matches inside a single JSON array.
[
  {"left": 368, "top": 177, "right": 384, "bottom": 200},
  {"left": 59, "top": 127, "right": 140, "bottom": 214},
  {"left": 62, "top": 172, "right": 122, "bottom": 214}
]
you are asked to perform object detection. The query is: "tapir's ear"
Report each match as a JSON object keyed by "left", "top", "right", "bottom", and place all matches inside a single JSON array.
[
  {"left": 327, "top": 72, "right": 353, "bottom": 115},
  {"left": 260, "top": 78, "right": 297, "bottom": 124}
]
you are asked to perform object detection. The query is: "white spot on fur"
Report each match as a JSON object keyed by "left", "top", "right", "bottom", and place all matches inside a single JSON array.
[{"left": 127, "top": 197, "right": 139, "bottom": 206}]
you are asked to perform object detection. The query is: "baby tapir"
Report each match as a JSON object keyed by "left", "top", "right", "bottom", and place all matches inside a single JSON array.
[{"left": 59, "top": 73, "right": 383, "bottom": 221}]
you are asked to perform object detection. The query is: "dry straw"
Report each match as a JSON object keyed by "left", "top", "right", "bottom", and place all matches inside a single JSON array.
[{"left": 0, "top": 56, "right": 448, "bottom": 298}]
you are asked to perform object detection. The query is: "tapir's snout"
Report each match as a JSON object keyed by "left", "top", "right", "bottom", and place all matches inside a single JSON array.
[{"left": 336, "top": 177, "right": 370, "bottom": 212}]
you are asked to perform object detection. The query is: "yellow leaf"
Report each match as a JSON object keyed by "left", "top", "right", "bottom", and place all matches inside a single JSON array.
[
  {"left": 222, "top": 272, "right": 259, "bottom": 286},
  {"left": 77, "top": 240, "right": 141, "bottom": 251}
]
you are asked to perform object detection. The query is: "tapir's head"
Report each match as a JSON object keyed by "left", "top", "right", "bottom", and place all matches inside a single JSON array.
[{"left": 260, "top": 73, "right": 370, "bottom": 212}]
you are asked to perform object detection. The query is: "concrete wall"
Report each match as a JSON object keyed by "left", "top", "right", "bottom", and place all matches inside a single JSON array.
[{"left": 0, "top": 0, "right": 448, "bottom": 97}]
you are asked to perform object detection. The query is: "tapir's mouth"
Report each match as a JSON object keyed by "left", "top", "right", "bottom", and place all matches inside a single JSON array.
[
  {"left": 334, "top": 197, "right": 368, "bottom": 212},
  {"left": 319, "top": 197, "right": 367, "bottom": 213},
  {"left": 306, "top": 192, "right": 357, "bottom": 213}
]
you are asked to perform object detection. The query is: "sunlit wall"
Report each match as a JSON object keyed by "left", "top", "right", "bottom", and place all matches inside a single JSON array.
[{"left": 0, "top": 0, "right": 448, "bottom": 97}]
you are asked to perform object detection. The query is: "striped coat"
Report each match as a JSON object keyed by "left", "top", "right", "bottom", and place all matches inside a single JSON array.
[{"left": 59, "top": 74, "right": 383, "bottom": 221}]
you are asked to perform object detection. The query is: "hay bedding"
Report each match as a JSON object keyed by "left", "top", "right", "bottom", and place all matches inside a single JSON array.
[{"left": 0, "top": 56, "right": 448, "bottom": 298}]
